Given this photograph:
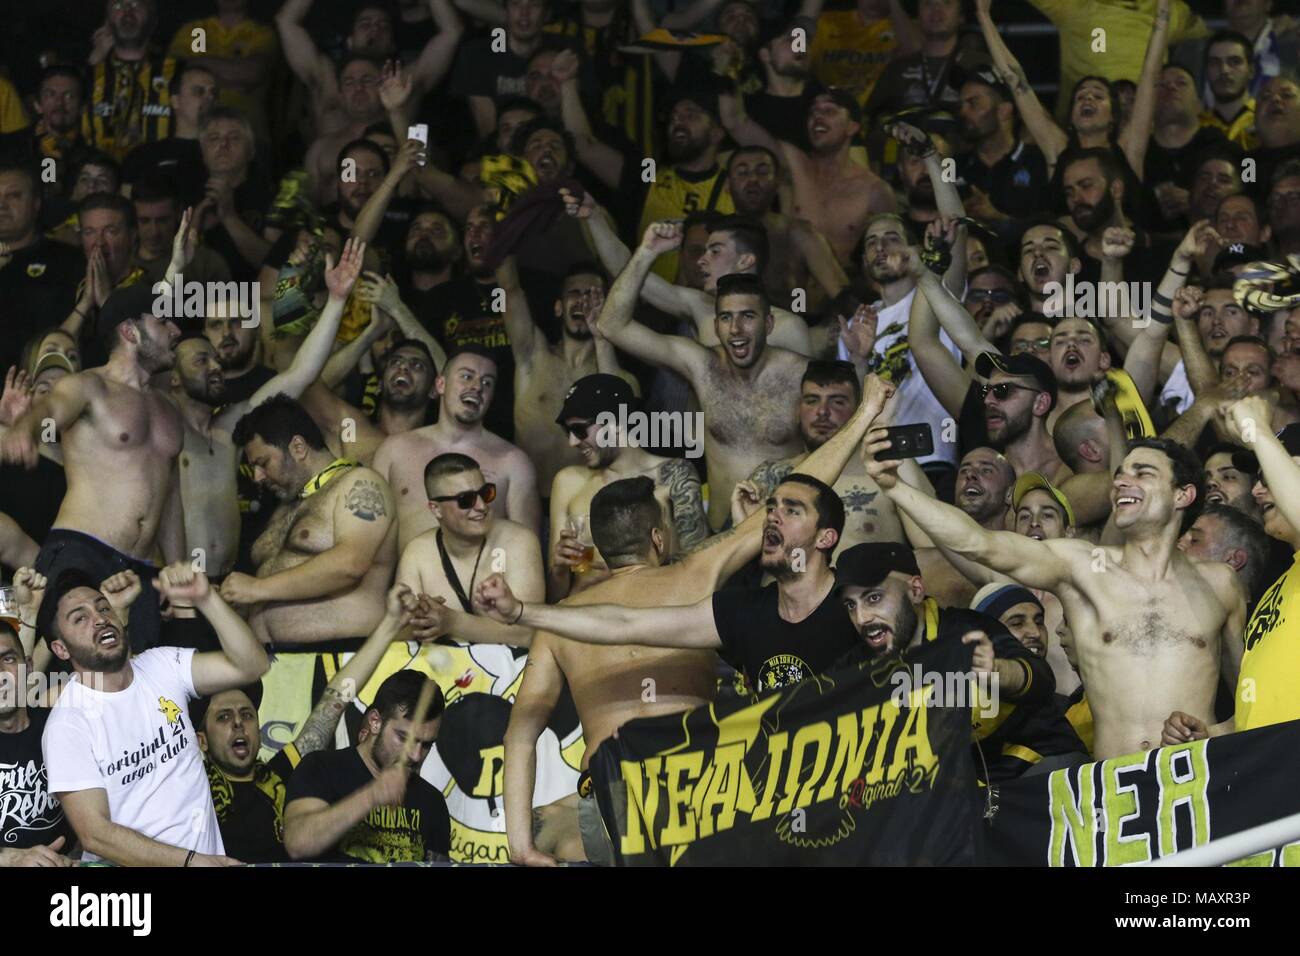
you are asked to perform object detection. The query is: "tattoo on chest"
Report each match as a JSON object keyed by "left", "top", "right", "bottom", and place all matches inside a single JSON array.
[
  {"left": 841, "top": 487, "right": 879, "bottom": 513},
  {"left": 345, "top": 480, "right": 387, "bottom": 521}
]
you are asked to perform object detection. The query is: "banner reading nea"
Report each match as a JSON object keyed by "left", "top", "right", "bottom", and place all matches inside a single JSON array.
[
  {"left": 986, "top": 719, "right": 1300, "bottom": 866},
  {"left": 589, "top": 636, "right": 983, "bottom": 866}
]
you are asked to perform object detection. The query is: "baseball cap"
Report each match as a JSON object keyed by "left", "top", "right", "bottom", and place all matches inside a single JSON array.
[
  {"left": 810, "top": 86, "right": 861, "bottom": 125},
  {"left": 663, "top": 85, "right": 721, "bottom": 124},
  {"left": 964, "top": 68, "right": 1012, "bottom": 102},
  {"left": 1012, "top": 471, "right": 1076, "bottom": 527},
  {"left": 834, "top": 542, "right": 920, "bottom": 589},
  {"left": 1214, "top": 242, "right": 1267, "bottom": 273},
  {"left": 35, "top": 567, "right": 103, "bottom": 642},
  {"left": 976, "top": 351, "right": 1058, "bottom": 409},
  {"left": 97, "top": 282, "right": 160, "bottom": 351},
  {"left": 1232, "top": 423, "right": 1300, "bottom": 473},
  {"left": 556, "top": 373, "right": 636, "bottom": 426},
  {"left": 32, "top": 351, "right": 75, "bottom": 378},
  {"left": 971, "top": 583, "right": 1043, "bottom": 620}
]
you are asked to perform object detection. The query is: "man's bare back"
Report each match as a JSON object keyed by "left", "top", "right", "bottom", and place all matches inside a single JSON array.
[
  {"left": 374, "top": 425, "right": 534, "bottom": 553},
  {"left": 1048, "top": 541, "right": 1241, "bottom": 759},
  {"left": 696, "top": 348, "right": 806, "bottom": 529},
  {"left": 250, "top": 465, "right": 397, "bottom": 644},
  {"left": 55, "top": 369, "right": 185, "bottom": 559}
]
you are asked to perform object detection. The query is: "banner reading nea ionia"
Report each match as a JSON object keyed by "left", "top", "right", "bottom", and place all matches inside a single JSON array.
[{"left": 591, "top": 645, "right": 1300, "bottom": 865}]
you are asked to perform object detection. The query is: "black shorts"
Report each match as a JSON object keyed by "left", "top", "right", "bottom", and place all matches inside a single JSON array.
[{"left": 35, "top": 529, "right": 162, "bottom": 651}]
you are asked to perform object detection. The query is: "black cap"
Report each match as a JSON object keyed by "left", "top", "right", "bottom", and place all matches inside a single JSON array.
[
  {"left": 97, "top": 282, "right": 160, "bottom": 351},
  {"left": 964, "top": 68, "right": 1012, "bottom": 101},
  {"left": 35, "top": 568, "right": 103, "bottom": 641},
  {"left": 1232, "top": 423, "right": 1300, "bottom": 473},
  {"left": 810, "top": 86, "right": 861, "bottom": 125},
  {"left": 189, "top": 682, "right": 264, "bottom": 732},
  {"left": 1214, "top": 242, "right": 1267, "bottom": 273},
  {"left": 834, "top": 542, "right": 920, "bottom": 589},
  {"left": 976, "top": 350, "right": 1058, "bottom": 409},
  {"left": 663, "top": 84, "right": 721, "bottom": 123},
  {"left": 556, "top": 373, "right": 636, "bottom": 426}
]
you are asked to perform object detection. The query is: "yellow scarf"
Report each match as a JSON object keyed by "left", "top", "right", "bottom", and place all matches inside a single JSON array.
[{"left": 299, "top": 458, "right": 356, "bottom": 499}]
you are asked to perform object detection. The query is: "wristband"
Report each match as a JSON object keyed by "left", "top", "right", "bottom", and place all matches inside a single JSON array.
[
  {"left": 1150, "top": 310, "right": 1174, "bottom": 325},
  {"left": 511, "top": 602, "right": 525, "bottom": 626},
  {"left": 1152, "top": 291, "right": 1173, "bottom": 309},
  {"left": 1169, "top": 266, "right": 1190, "bottom": 276},
  {"left": 19, "top": 617, "right": 35, "bottom": 629},
  {"left": 184, "top": 849, "right": 196, "bottom": 867}
]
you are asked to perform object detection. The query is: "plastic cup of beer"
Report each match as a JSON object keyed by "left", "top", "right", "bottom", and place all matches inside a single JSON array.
[{"left": 567, "top": 515, "right": 595, "bottom": 573}]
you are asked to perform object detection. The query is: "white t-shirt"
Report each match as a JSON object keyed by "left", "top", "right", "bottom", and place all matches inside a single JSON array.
[
  {"left": 838, "top": 287, "right": 961, "bottom": 466},
  {"left": 42, "top": 646, "right": 224, "bottom": 862}
]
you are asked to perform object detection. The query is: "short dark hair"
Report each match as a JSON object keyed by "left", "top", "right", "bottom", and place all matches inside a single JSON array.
[
  {"left": 337, "top": 137, "right": 390, "bottom": 177},
  {"left": 1271, "top": 158, "right": 1300, "bottom": 189},
  {"left": 777, "top": 473, "right": 845, "bottom": 555},
  {"left": 78, "top": 190, "right": 135, "bottom": 230},
  {"left": 1204, "top": 30, "right": 1255, "bottom": 71},
  {"left": 38, "top": 64, "right": 85, "bottom": 97},
  {"left": 590, "top": 477, "right": 662, "bottom": 568},
  {"left": 0, "top": 157, "right": 38, "bottom": 191},
  {"left": 714, "top": 272, "right": 769, "bottom": 314},
  {"left": 1066, "top": 75, "right": 1120, "bottom": 136},
  {"left": 441, "top": 344, "right": 498, "bottom": 375},
  {"left": 497, "top": 95, "right": 544, "bottom": 117},
  {"left": 132, "top": 176, "right": 179, "bottom": 207},
  {"left": 72, "top": 151, "right": 122, "bottom": 190},
  {"left": 682, "top": 210, "right": 724, "bottom": 237},
  {"left": 337, "top": 52, "right": 384, "bottom": 81},
  {"left": 1019, "top": 217, "right": 1082, "bottom": 263},
  {"left": 1205, "top": 442, "right": 1256, "bottom": 476},
  {"left": 1222, "top": 334, "right": 1271, "bottom": 356},
  {"left": 562, "top": 260, "right": 607, "bottom": 289},
  {"left": 368, "top": 670, "right": 445, "bottom": 725},
  {"left": 1060, "top": 146, "right": 1123, "bottom": 186},
  {"left": 1126, "top": 437, "right": 1204, "bottom": 533},
  {"left": 1199, "top": 503, "right": 1271, "bottom": 598},
  {"left": 424, "top": 452, "right": 481, "bottom": 493},
  {"left": 0, "top": 619, "right": 21, "bottom": 654},
  {"left": 727, "top": 144, "right": 779, "bottom": 175},
  {"left": 710, "top": 215, "right": 769, "bottom": 275},
  {"left": 169, "top": 61, "right": 215, "bottom": 96},
  {"left": 231, "top": 393, "right": 328, "bottom": 452},
  {"left": 801, "top": 359, "right": 861, "bottom": 403},
  {"left": 509, "top": 116, "right": 576, "bottom": 164}
]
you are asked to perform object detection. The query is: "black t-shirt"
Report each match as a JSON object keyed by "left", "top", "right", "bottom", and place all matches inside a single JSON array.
[
  {"left": 957, "top": 141, "right": 1051, "bottom": 222},
  {"left": 285, "top": 746, "right": 451, "bottom": 863},
  {"left": 712, "top": 580, "right": 859, "bottom": 692},
  {"left": 451, "top": 36, "right": 531, "bottom": 102},
  {"left": 0, "top": 238, "right": 82, "bottom": 373},
  {"left": 746, "top": 88, "right": 817, "bottom": 153},
  {"left": 206, "top": 749, "right": 294, "bottom": 864},
  {"left": 205, "top": 174, "right": 273, "bottom": 281},
  {"left": 0, "top": 707, "right": 72, "bottom": 850},
  {"left": 120, "top": 136, "right": 207, "bottom": 206},
  {"left": 1142, "top": 126, "right": 1229, "bottom": 235}
]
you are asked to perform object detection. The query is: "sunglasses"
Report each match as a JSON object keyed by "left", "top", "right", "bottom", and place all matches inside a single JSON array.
[
  {"left": 1011, "top": 337, "right": 1052, "bottom": 354},
  {"left": 563, "top": 421, "right": 593, "bottom": 440},
  {"left": 967, "top": 289, "right": 1016, "bottom": 305},
  {"left": 430, "top": 483, "right": 497, "bottom": 509},
  {"left": 979, "top": 381, "right": 1040, "bottom": 401}
]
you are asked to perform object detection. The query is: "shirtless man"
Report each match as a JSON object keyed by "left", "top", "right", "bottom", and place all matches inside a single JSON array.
[
  {"left": 473, "top": 374, "right": 893, "bottom": 865},
  {"left": 372, "top": 347, "right": 541, "bottom": 552},
  {"left": 866, "top": 432, "right": 1247, "bottom": 760},
  {"left": 221, "top": 395, "right": 397, "bottom": 647},
  {"left": 719, "top": 87, "right": 897, "bottom": 266},
  {"left": 170, "top": 239, "right": 365, "bottom": 577},
  {"left": 569, "top": 189, "right": 814, "bottom": 356},
  {"left": 497, "top": 256, "right": 635, "bottom": 495},
  {"left": 549, "top": 374, "right": 707, "bottom": 600},
  {"left": 744, "top": 359, "right": 904, "bottom": 553},
  {"left": 396, "top": 453, "right": 544, "bottom": 646},
  {"left": 277, "top": 0, "right": 462, "bottom": 139},
  {"left": 2, "top": 283, "right": 184, "bottom": 646},
  {"left": 724, "top": 146, "right": 847, "bottom": 311},
  {"left": 597, "top": 224, "right": 808, "bottom": 531}
]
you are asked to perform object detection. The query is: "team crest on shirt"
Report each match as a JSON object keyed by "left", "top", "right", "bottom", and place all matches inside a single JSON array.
[
  {"left": 158, "top": 696, "right": 184, "bottom": 728},
  {"left": 26, "top": 263, "right": 46, "bottom": 277},
  {"left": 757, "top": 654, "right": 810, "bottom": 691}
]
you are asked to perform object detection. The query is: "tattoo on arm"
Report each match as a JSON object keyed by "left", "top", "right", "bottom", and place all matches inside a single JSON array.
[
  {"left": 748, "top": 460, "right": 793, "bottom": 500},
  {"left": 661, "top": 459, "right": 707, "bottom": 550},
  {"left": 344, "top": 479, "right": 388, "bottom": 521},
  {"left": 532, "top": 807, "right": 546, "bottom": 840},
  {"left": 293, "top": 686, "right": 349, "bottom": 757}
]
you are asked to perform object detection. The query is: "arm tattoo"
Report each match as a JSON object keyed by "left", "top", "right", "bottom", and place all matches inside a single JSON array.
[
  {"left": 532, "top": 807, "right": 546, "bottom": 841},
  {"left": 661, "top": 459, "right": 708, "bottom": 550},
  {"left": 344, "top": 479, "right": 388, "bottom": 521},
  {"left": 292, "top": 685, "right": 349, "bottom": 757},
  {"left": 748, "top": 460, "right": 793, "bottom": 500}
]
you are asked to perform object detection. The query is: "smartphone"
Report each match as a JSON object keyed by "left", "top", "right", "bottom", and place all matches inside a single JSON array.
[
  {"left": 877, "top": 423, "right": 934, "bottom": 461},
  {"left": 407, "top": 124, "right": 429, "bottom": 165}
]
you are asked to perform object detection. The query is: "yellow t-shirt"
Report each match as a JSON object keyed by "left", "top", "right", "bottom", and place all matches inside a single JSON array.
[
  {"left": 1236, "top": 552, "right": 1300, "bottom": 732},
  {"left": 1200, "top": 101, "right": 1256, "bottom": 150},
  {"left": 1027, "top": 0, "right": 1209, "bottom": 120},
  {"left": 638, "top": 165, "right": 735, "bottom": 281},
  {"left": 0, "top": 75, "right": 30, "bottom": 134},
  {"left": 810, "top": 11, "right": 898, "bottom": 106}
]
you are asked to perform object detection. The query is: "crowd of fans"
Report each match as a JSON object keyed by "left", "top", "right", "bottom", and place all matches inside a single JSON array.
[{"left": 0, "top": 0, "right": 1298, "bottom": 867}]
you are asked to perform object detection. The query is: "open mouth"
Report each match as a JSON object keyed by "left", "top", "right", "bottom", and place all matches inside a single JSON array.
[
  {"left": 1026, "top": 530, "right": 1046, "bottom": 541},
  {"left": 460, "top": 393, "right": 482, "bottom": 411},
  {"left": 762, "top": 527, "right": 782, "bottom": 549},
  {"left": 1062, "top": 350, "right": 1083, "bottom": 369},
  {"left": 811, "top": 121, "right": 829, "bottom": 136},
  {"left": 1031, "top": 259, "right": 1051, "bottom": 279},
  {"left": 231, "top": 736, "right": 250, "bottom": 760},
  {"left": 728, "top": 338, "right": 751, "bottom": 359},
  {"left": 1115, "top": 494, "right": 1141, "bottom": 509},
  {"left": 962, "top": 483, "right": 986, "bottom": 501},
  {"left": 862, "top": 623, "right": 891, "bottom": 650},
  {"left": 95, "top": 624, "right": 120, "bottom": 648},
  {"left": 1206, "top": 489, "right": 1226, "bottom": 505},
  {"left": 467, "top": 241, "right": 485, "bottom": 260}
]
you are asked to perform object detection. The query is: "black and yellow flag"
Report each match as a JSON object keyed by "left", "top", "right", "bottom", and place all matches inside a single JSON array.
[{"left": 589, "top": 636, "right": 983, "bottom": 865}]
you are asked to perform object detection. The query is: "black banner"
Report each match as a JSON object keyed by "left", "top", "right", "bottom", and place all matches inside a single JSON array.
[
  {"left": 589, "top": 636, "right": 984, "bottom": 865},
  {"left": 986, "top": 719, "right": 1300, "bottom": 866}
]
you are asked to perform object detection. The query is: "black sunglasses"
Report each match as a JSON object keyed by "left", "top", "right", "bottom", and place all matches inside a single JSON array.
[
  {"left": 431, "top": 483, "right": 497, "bottom": 509},
  {"left": 979, "top": 381, "right": 1040, "bottom": 401},
  {"left": 563, "top": 421, "right": 593, "bottom": 440},
  {"left": 1011, "top": 337, "right": 1052, "bottom": 353},
  {"left": 967, "top": 289, "right": 1016, "bottom": 305}
]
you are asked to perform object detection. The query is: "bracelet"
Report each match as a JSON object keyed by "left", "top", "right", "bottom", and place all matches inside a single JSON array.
[
  {"left": 510, "top": 602, "right": 525, "bottom": 626},
  {"left": 184, "top": 849, "right": 196, "bottom": 867},
  {"left": 1169, "top": 267, "right": 1189, "bottom": 276},
  {"left": 19, "top": 618, "right": 35, "bottom": 629}
]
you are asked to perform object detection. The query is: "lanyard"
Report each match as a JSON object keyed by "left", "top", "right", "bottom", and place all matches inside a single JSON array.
[{"left": 299, "top": 458, "right": 356, "bottom": 499}]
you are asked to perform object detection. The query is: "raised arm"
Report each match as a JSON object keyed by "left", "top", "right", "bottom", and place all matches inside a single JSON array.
[
  {"left": 716, "top": 68, "right": 785, "bottom": 155},
  {"left": 0, "top": 512, "right": 38, "bottom": 572},
  {"left": 352, "top": 142, "right": 422, "bottom": 244},
  {"left": 275, "top": 0, "right": 332, "bottom": 94},
  {"left": 866, "top": 427, "right": 1075, "bottom": 590},
  {"left": 164, "top": 566, "right": 270, "bottom": 695},
  {"left": 0, "top": 370, "right": 93, "bottom": 469},
  {"left": 1117, "top": 0, "right": 1171, "bottom": 175},
  {"left": 553, "top": 52, "right": 624, "bottom": 191},
  {"left": 1224, "top": 396, "right": 1300, "bottom": 538},
  {"left": 503, "top": 635, "right": 564, "bottom": 866},
  {"left": 407, "top": 0, "right": 465, "bottom": 98},
  {"left": 322, "top": 307, "right": 394, "bottom": 390},
  {"left": 595, "top": 222, "right": 711, "bottom": 379},
  {"left": 975, "top": 0, "right": 1067, "bottom": 167},
  {"left": 789, "top": 220, "right": 848, "bottom": 301},
  {"left": 353, "top": 272, "right": 446, "bottom": 369},
  {"left": 413, "top": 165, "right": 490, "bottom": 223},
  {"left": 909, "top": 274, "right": 972, "bottom": 417},
  {"left": 495, "top": 255, "right": 542, "bottom": 367}
]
